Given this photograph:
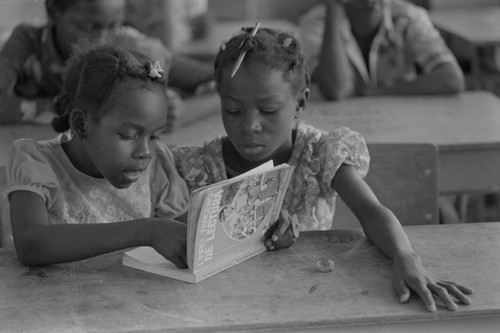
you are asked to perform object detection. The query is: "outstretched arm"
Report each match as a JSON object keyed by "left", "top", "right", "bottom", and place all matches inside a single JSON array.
[
  {"left": 9, "top": 191, "right": 187, "bottom": 268},
  {"left": 333, "top": 165, "right": 473, "bottom": 312},
  {"left": 312, "top": 0, "right": 355, "bottom": 100}
]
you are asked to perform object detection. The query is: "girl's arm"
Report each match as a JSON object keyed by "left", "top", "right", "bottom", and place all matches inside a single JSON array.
[
  {"left": 10, "top": 191, "right": 187, "bottom": 268},
  {"left": 312, "top": 0, "right": 355, "bottom": 101},
  {"left": 333, "top": 164, "right": 473, "bottom": 312},
  {"left": 364, "top": 62, "right": 465, "bottom": 96}
]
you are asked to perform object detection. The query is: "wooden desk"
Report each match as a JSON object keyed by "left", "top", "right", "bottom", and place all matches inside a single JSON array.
[
  {"left": 178, "top": 19, "right": 298, "bottom": 62},
  {"left": 0, "top": 93, "right": 223, "bottom": 167},
  {"left": 1, "top": 222, "right": 499, "bottom": 332},
  {"left": 430, "top": 6, "right": 500, "bottom": 89},
  {"left": 163, "top": 91, "right": 500, "bottom": 195}
]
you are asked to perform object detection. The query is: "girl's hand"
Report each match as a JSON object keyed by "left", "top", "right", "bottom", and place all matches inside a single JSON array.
[
  {"left": 265, "top": 210, "right": 299, "bottom": 251},
  {"left": 150, "top": 219, "right": 188, "bottom": 268},
  {"left": 392, "top": 251, "right": 474, "bottom": 312}
]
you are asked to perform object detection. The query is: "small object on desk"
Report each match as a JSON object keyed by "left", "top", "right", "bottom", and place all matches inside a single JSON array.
[{"left": 317, "top": 258, "right": 334, "bottom": 272}]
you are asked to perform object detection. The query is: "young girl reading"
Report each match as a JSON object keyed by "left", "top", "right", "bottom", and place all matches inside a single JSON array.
[
  {"left": 5, "top": 44, "right": 190, "bottom": 268},
  {"left": 172, "top": 25, "right": 474, "bottom": 312}
]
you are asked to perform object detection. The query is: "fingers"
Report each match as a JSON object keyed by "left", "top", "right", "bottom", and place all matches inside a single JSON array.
[
  {"left": 399, "top": 279, "right": 474, "bottom": 312},
  {"left": 393, "top": 279, "right": 411, "bottom": 304},
  {"left": 266, "top": 228, "right": 295, "bottom": 250},
  {"left": 272, "top": 210, "right": 291, "bottom": 242},
  {"left": 428, "top": 284, "right": 457, "bottom": 311},
  {"left": 437, "top": 281, "right": 474, "bottom": 305}
]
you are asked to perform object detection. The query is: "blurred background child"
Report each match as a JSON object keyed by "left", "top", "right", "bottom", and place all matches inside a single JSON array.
[
  {"left": 0, "top": 0, "right": 213, "bottom": 127},
  {"left": 299, "top": 0, "right": 465, "bottom": 100}
]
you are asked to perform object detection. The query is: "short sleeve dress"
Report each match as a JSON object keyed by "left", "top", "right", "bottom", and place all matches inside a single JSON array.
[
  {"left": 5, "top": 133, "right": 189, "bottom": 225},
  {"left": 173, "top": 122, "right": 369, "bottom": 230}
]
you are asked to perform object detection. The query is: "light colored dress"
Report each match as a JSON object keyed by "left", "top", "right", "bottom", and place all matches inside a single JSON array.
[
  {"left": 299, "top": 0, "right": 459, "bottom": 96},
  {"left": 5, "top": 133, "right": 189, "bottom": 225},
  {"left": 173, "top": 122, "right": 369, "bottom": 230}
]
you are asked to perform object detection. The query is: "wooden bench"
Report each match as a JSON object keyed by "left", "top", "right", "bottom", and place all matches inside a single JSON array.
[{"left": 334, "top": 142, "right": 439, "bottom": 229}]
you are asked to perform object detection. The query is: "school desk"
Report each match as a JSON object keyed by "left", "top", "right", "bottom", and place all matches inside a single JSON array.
[
  {"left": 162, "top": 90, "right": 500, "bottom": 197},
  {"left": 430, "top": 6, "right": 500, "bottom": 89},
  {"left": 0, "top": 222, "right": 499, "bottom": 332},
  {"left": 178, "top": 19, "right": 298, "bottom": 62}
]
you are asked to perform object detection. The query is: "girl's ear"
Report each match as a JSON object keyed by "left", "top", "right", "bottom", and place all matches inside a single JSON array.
[
  {"left": 70, "top": 108, "right": 88, "bottom": 140},
  {"left": 295, "top": 88, "right": 310, "bottom": 118}
]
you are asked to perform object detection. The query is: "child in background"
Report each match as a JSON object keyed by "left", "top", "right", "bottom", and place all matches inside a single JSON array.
[
  {"left": 5, "top": 44, "right": 190, "bottom": 268},
  {"left": 298, "top": 0, "right": 464, "bottom": 100},
  {"left": 0, "top": 0, "right": 213, "bottom": 126},
  {"left": 172, "top": 26, "right": 474, "bottom": 312}
]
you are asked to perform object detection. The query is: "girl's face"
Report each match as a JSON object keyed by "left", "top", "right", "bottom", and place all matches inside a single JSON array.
[
  {"left": 55, "top": 0, "right": 125, "bottom": 57},
  {"left": 82, "top": 84, "right": 168, "bottom": 189},
  {"left": 218, "top": 63, "right": 308, "bottom": 166}
]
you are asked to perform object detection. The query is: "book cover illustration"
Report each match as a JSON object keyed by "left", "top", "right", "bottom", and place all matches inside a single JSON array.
[
  {"left": 190, "top": 166, "right": 288, "bottom": 273},
  {"left": 123, "top": 163, "right": 294, "bottom": 283}
]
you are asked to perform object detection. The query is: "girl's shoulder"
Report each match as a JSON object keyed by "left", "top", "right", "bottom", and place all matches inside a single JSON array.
[
  {"left": 5, "top": 135, "right": 65, "bottom": 204},
  {"left": 293, "top": 122, "right": 369, "bottom": 177},
  {"left": 295, "top": 122, "right": 367, "bottom": 152}
]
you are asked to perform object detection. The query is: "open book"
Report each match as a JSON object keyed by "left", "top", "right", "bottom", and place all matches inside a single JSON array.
[{"left": 123, "top": 161, "right": 294, "bottom": 283}]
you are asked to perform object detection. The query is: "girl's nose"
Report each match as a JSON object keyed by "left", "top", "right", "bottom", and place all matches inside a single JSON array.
[
  {"left": 133, "top": 139, "right": 153, "bottom": 160},
  {"left": 241, "top": 111, "right": 262, "bottom": 135}
]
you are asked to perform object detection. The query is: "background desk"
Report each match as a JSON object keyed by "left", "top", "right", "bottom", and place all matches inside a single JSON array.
[
  {"left": 430, "top": 6, "right": 500, "bottom": 89},
  {"left": 163, "top": 91, "right": 500, "bottom": 196},
  {"left": 178, "top": 19, "right": 298, "bottom": 62},
  {"left": 1, "top": 222, "right": 499, "bottom": 332}
]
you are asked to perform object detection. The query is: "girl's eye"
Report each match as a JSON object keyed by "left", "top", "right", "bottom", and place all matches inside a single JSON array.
[
  {"left": 260, "top": 108, "right": 279, "bottom": 114},
  {"left": 223, "top": 108, "right": 241, "bottom": 115},
  {"left": 119, "top": 133, "right": 137, "bottom": 140}
]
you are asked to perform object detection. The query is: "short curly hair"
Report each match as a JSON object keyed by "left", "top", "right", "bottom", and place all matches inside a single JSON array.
[{"left": 214, "top": 26, "right": 310, "bottom": 94}]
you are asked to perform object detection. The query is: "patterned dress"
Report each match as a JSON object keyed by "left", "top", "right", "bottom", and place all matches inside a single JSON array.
[
  {"left": 173, "top": 122, "right": 370, "bottom": 230},
  {"left": 5, "top": 133, "right": 189, "bottom": 225}
]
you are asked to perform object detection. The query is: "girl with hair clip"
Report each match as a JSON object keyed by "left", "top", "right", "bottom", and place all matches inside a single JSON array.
[
  {"left": 172, "top": 24, "right": 474, "bottom": 312},
  {"left": 5, "top": 44, "right": 190, "bottom": 268}
]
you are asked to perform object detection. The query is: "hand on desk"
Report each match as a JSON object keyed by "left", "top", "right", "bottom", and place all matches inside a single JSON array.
[{"left": 392, "top": 251, "right": 474, "bottom": 312}]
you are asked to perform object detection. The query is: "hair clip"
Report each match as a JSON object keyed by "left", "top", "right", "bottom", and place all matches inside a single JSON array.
[
  {"left": 220, "top": 40, "right": 227, "bottom": 51},
  {"left": 148, "top": 60, "right": 163, "bottom": 79},
  {"left": 231, "top": 22, "right": 261, "bottom": 78},
  {"left": 282, "top": 37, "right": 293, "bottom": 48}
]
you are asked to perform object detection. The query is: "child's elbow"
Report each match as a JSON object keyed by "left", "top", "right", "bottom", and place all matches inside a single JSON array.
[{"left": 14, "top": 237, "right": 46, "bottom": 266}]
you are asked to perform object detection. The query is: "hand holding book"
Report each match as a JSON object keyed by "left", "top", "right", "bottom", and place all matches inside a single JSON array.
[{"left": 264, "top": 210, "right": 300, "bottom": 251}]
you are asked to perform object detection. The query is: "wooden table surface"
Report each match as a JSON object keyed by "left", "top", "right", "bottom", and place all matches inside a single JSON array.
[
  {"left": 1, "top": 91, "right": 500, "bottom": 194},
  {"left": 163, "top": 90, "right": 500, "bottom": 194},
  {"left": 1, "top": 222, "right": 499, "bottom": 332},
  {"left": 430, "top": 6, "right": 500, "bottom": 46},
  {"left": 178, "top": 19, "right": 298, "bottom": 62},
  {"left": 430, "top": 6, "right": 500, "bottom": 89}
]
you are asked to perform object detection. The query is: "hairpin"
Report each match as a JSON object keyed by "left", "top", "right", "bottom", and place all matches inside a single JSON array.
[
  {"left": 282, "top": 37, "right": 293, "bottom": 48},
  {"left": 231, "top": 22, "right": 261, "bottom": 78},
  {"left": 148, "top": 60, "right": 163, "bottom": 79}
]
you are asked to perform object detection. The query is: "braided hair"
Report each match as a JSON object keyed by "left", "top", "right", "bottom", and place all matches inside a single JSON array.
[
  {"left": 214, "top": 27, "right": 310, "bottom": 94},
  {"left": 52, "top": 43, "right": 167, "bottom": 133}
]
